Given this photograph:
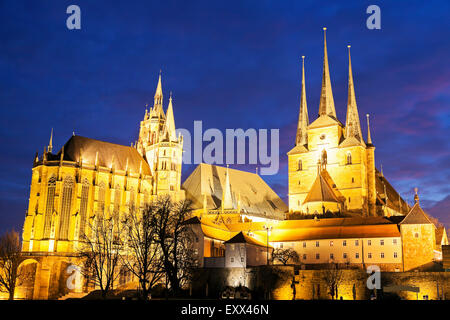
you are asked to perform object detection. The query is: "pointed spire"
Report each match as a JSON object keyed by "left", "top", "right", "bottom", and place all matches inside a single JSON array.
[
  {"left": 48, "top": 128, "right": 53, "bottom": 153},
  {"left": 318, "top": 27, "right": 336, "bottom": 118},
  {"left": 345, "top": 46, "right": 364, "bottom": 142},
  {"left": 414, "top": 187, "right": 419, "bottom": 204},
  {"left": 366, "top": 114, "right": 373, "bottom": 145},
  {"left": 380, "top": 164, "right": 384, "bottom": 177},
  {"left": 223, "top": 165, "right": 233, "bottom": 209},
  {"left": 296, "top": 56, "right": 309, "bottom": 146},
  {"left": 153, "top": 71, "right": 165, "bottom": 118},
  {"left": 164, "top": 92, "right": 177, "bottom": 141}
]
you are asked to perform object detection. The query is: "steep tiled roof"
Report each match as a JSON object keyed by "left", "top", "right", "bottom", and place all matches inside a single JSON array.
[
  {"left": 57, "top": 135, "right": 151, "bottom": 175},
  {"left": 303, "top": 170, "right": 339, "bottom": 204},
  {"left": 181, "top": 163, "right": 287, "bottom": 219},
  {"left": 399, "top": 203, "right": 434, "bottom": 225},
  {"left": 224, "top": 232, "right": 269, "bottom": 248}
]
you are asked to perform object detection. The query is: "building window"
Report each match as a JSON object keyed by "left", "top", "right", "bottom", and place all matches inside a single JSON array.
[
  {"left": 343, "top": 240, "right": 347, "bottom": 247},
  {"left": 380, "top": 240, "right": 384, "bottom": 246},
  {"left": 298, "top": 180, "right": 301, "bottom": 185},
  {"left": 43, "top": 176, "right": 56, "bottom": 238},
  {"left": 315, "top": 241, "right": 319, "bottom": 247},
  {"left": 231, "top": 244, "right": 235, "bottom": 250},
  {"left": 97, "top": 182, "right": 106, "bottom": 218},
  {"left": 368, "top": 253, "right": 372, "bottom": 259},
  {"left": 330, "top": 241, "right": 334, "bottom": 247},
  {"left": 423, "top": 295, "right": 429, "bottom": 300},
  {"left": 393, "top": 239, "right": 397, "bottom": 245},
  {"left": 59, "top": 177, "right": 74, "bottom": 240},
  {"left": 231, "top": 257, "right": 234, "bottom": 263},
  {"left": 303, "top": 242, "right": 306, "bottom": 248},
  {"left": 415, "top": 232, "right": 419, "bottom": 238},
  {"left": 298, "top": 160, "right": 302, "bottom": 171},
  {"left": 343, "top": 253, "right": 348, "bottom": 259},
  {"left": 78, "top": 179, "right": 90, "bottom": 239},
  {"left": 368, "top": 240, "right": 372, "bottom": 246},
  {"left": 394, "top": 252, "right": 398, "bottom": 258},
  {"left": 330, "top": 253, "right": 334, "bottom": 260},
  {"left": 355, "top": 252, "right": 360, "bottom": 259},
  {"left": 316, "top": 253, "right": 320, "bottom": 260},
  {"left": 321, "top": 149, "right": 327, "bottom": 165},
  {"left": 241, "top": 257, "right": 244, "bottom": 263},
  {"left": 351, "top": 177, "right": 355, "bottom": 183},
  {"left": 355, "top": 240, "right": 359, "bottom": 246},
  {"left": 303, "top": 254, "right": 307, "bottom": 260},
  {"left": 348, "top": 197, "right": 351, "bottom": 203},
  {"left": 346, "top": 152, "right": 352, "bottom": 165},
  {"left": 380, "top": 253, "right": 385, "bottom": 258}
]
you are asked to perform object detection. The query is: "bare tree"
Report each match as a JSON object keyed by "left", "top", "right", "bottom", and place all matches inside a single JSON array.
[
  {"left": 0, "top": 230, "right": 23, "bottom": 300},
  {"left": 151, "top": 196, "right": 196, "bottom": 295},
  {"left": 322, "top": 262, "right": 344, "bottom": 300},
  {"left": 78, "top": 216, "right": 124, "bottom": 299},
  {"left": 272, "top": 248, "right": 300, "bottom": 265},
  {"left": 122, "top": 204, "right": 164, "bottom": 300}
]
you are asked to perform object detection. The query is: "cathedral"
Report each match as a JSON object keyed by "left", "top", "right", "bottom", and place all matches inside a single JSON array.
[{"left": 11, "top": 29, "right": 447, "bottom": 300}]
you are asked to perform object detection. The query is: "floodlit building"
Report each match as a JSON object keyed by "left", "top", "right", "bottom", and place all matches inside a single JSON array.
[{"left": 9, "top": 29, "right": 447, "bottom": 300}]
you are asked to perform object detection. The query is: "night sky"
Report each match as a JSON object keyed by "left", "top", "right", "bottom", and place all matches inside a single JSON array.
[{"left": 1, "top": 1, "right": 449, "bottom": 233}]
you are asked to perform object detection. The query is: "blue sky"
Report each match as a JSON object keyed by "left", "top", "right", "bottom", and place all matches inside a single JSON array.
[{"left": 0, "top": 0, "right": 449, "bottom": 232}]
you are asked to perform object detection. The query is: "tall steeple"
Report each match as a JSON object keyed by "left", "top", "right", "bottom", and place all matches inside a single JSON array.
[
  {"left": 48, "top": 128, "right": 53, "bottom": 153},
  {"left": 222, "top": 165, "right": 233, "bottom": 210},
  {"left": 154, "top": 71, "right": 163, "bottom": 106},
  {"left": 164, "top": 92, "right": 177, "bottom": 141},
  {"left": 153, "top": 71, "right": 165, "bottom": 118},
  {"left": 296, "top": 56, "right": 309, "bottom": 146},
  {"left": 344, "top": 45, "right": 363, "bottom": 142},
  {"left": 318, "top": 27, "right": 336, "bottom": 118}
]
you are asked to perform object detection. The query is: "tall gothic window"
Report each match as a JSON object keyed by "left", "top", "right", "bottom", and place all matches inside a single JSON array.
[
  {"left": 113, "top": 185, "right": 121, "bottom": 233},
  {"left": 346, "top": 152, "right": 352, "bottom": 165},
  {"left": 129, "top": 187, "right": 135, "bottom": 209},
  {"left": 43, "top": 176, "right": 56, "bottom": 238},
  {"left": 78, "top": 179, "right": 90, "bottom": 238},
  {"left": 298, "top": 160, "right": 302, "bottom": 171},
  {"left": 97, "top": 182, "right": 106, "bottom": 219},
  {"left": 58, "top": 177, "right": 74, "bottom": 240}
]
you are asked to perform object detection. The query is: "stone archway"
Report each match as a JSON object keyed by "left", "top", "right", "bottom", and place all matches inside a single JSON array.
[{"left": 15, "top": 258, "right": 39, "bottom": 300}]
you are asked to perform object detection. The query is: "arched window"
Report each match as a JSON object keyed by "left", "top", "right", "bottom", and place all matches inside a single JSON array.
[
  {"left": 43, "top": 176, "right": 56, "bottom": 238},
  {"left": 78, "top": 179, "right": 90, "bottom": 238},
  {"left": 346, "top": 152, "right": 352, "bottom": 165},
  {"left": 297, "top": 160, "right": 302, "bottom": 171},
  {"left": 58, "top": 177, "right": 74, "bottom": 240}
]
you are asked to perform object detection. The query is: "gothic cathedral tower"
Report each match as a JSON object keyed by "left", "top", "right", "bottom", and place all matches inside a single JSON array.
[
  {"left": 137, "top": 73, "right": 184, "bottom": 199},
  {"left": 287, "top": 28, "right": 377, "bottom": 216}
]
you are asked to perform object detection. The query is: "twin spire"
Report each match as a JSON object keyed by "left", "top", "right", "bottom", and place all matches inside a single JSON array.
[
  {"left": 318, "top": 27, "right": 337, "bottom": 119},
  {"left": 296, "top": 28, "right": 368, "bottom": 147},
  {"left": 149, "top": 72, "right": 177, "bottom": 142},
  {"left": 296, "top": 56, "right": 309, "bottom": 146}
]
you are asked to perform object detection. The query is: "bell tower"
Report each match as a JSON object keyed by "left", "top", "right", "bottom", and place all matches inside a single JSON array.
[{"left": 137, "top": 73, "right": 184, "bottom": 198}]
